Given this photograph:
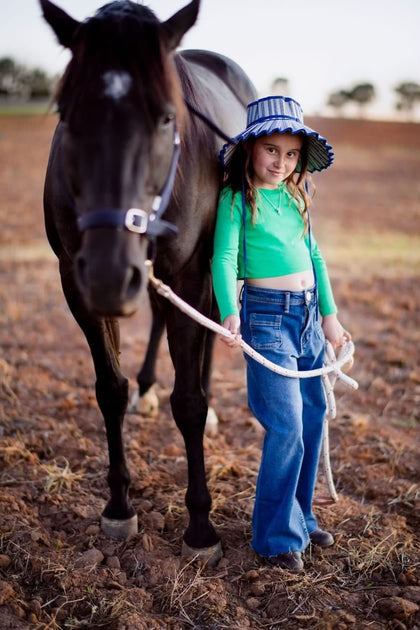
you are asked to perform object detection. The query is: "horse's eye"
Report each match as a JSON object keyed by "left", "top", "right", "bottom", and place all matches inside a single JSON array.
[{"left": 160, "top": 112, "right": 175, "bottom": 128}]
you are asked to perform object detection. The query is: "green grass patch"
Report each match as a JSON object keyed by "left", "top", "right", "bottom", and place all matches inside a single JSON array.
[
  {"left": 0, "top": 101, "right": 55, "bottom": 116},
  {"left": 322, "top": 230, "right": 420, "bottom": 278}
]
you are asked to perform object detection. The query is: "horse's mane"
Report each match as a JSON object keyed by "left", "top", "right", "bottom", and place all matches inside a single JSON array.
[{"left": 56, "top": 1, "right": 183, "bottom": 128}]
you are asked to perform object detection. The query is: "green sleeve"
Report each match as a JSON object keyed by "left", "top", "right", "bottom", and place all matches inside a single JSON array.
[
  {"left": 211, "top": 188, "right": 242, "bottom": 321},
  {"left": 309, "top": 238, "right": 338, "bottom": 316}
]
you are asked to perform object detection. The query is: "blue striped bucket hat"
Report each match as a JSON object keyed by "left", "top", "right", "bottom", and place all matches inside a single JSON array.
[{"left": 220, "top": 95, "right": 334, "bottom": 173}]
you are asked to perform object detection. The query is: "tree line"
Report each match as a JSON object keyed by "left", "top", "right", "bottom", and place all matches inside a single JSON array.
[
  {"left": 0, "top": 57, "right": 54, "bottom": 101},
  {"left": 1, "top": 56, "right": 420, "bottom": 119},
  {"left": 327, "top": 81, "right": 420, "bottom": 118}
]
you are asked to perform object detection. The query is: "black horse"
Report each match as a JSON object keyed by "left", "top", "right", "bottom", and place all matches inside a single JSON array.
[{"left": 41, "top": 0, "right": 256, "bottom": 563}]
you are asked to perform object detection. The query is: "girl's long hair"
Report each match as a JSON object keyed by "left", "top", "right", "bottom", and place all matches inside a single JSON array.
[{"left": 222, "top": 134, "right": 314, "bottom": 231}]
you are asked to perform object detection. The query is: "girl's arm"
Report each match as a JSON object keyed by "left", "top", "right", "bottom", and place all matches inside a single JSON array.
[
  {"left": 309, "top": 240, "right": 351, "bottom": 348},
  {"left": 211, "top": 189, "right": 242, "bottom": 346}
]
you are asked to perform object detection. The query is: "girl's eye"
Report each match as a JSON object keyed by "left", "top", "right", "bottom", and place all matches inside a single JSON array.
[{"left": 287, "top": 151, "right": 296, "bottom": 158}]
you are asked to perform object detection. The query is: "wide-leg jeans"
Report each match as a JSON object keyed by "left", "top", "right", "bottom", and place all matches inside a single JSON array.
[{"left": 240, "top": 285, "right": 327, "bottom": 556}]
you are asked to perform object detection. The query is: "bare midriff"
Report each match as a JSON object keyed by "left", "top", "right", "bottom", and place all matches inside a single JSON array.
[{"left": 246, "top": 269, "right": 315, "bottom": 291}]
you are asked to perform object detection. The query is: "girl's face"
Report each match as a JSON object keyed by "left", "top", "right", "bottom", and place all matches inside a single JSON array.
[{"left": 250, "top": 132, "right": 303, "bottom": 189}]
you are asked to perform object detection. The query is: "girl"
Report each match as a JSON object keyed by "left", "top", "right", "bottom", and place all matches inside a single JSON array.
[{"left": 211, "top": 95, "right": 351, "bottom": 573}]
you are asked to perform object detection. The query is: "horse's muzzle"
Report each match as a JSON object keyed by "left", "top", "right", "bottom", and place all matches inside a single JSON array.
[{"left": 74, "top": 231, "right": 146, "bottom": 317}]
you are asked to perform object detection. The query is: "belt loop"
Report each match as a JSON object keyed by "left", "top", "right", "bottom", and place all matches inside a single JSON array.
[{"left": 284, "top": 292, "right": 290, "bottom": 314}]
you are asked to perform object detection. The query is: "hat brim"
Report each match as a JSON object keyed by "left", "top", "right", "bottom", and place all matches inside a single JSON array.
[{"left": 219, "top": 120, "right": 334, "bottom": 173}]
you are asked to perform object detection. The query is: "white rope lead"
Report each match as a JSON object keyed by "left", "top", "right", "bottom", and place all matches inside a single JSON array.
[{"left": 147, "top": 262, "right": 357, "bottom": 501}]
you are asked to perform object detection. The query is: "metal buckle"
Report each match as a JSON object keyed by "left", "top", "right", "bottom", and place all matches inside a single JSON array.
[{"left": 125, "top": 208, "right": 148, "bottom": 234}]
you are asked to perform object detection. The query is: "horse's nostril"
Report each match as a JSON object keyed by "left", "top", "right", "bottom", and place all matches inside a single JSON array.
[{"left": 125, "top": 266, "right": 141, "bottom": 300}]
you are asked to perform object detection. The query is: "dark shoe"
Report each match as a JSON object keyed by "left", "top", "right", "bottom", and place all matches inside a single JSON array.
[
  {"left": 264, "top": 551, "right": 304, "bottom": 573},
  {"left": 309, "top": 529, "right": 334, "bottom": 547}
]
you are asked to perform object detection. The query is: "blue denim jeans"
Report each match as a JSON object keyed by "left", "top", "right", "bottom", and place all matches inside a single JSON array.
[{"left": 240, "top": 285, "right": 327, "bottom": 556}]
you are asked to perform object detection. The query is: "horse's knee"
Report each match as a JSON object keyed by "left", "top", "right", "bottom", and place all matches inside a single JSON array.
[
  {"left": 96, "top": 376, "right": 129, "bottom": 417},
  {"left": 170, "top": 390, "right": 207, "bottom": 432}
]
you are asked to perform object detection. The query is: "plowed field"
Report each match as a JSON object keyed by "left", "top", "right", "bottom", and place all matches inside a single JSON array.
[{"left": 0, "top": 114, "right": 419, "bottom": 629}]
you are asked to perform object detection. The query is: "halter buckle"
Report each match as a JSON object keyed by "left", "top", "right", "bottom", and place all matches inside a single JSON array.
[{"left": 125, "top": 208, "right": 148, "bottom": 233}]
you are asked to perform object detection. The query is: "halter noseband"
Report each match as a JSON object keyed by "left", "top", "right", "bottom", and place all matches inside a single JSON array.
[{"left": 76, "top": 127, "right": 181, "bottom": 239}]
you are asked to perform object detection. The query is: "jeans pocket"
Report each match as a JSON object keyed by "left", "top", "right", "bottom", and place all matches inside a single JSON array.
[{"left": 250, "top": 312, "right": 282, "bottom": 349}]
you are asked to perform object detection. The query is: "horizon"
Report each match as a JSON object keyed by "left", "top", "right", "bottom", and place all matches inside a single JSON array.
[{"left": 1, "top": 0, "right": 419, "bottom": 121}]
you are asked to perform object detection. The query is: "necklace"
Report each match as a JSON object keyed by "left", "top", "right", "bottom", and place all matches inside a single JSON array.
[{"left": 260, "top": 186, "right": 282, "bottom": 215}]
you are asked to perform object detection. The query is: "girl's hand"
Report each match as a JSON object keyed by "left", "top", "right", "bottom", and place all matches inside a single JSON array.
[
  {"left": 322, "top": 313, "right": 351, "bottom": 350},
  {"left": 220, "top": 315, "right": 241, "bottom": 347}
]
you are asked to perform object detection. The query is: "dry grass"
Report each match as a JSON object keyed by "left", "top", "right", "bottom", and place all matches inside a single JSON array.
[{"left": 40, "top": 459, "right": 84, "bottom": 494}]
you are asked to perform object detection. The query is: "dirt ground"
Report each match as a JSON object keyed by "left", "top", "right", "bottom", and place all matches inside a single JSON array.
[{"left": 0, "top": 114, "right": 419, "bottom": 630}]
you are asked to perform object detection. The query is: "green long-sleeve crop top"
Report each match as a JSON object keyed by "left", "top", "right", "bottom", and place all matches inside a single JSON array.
[{"left": 211, "top": 184, "right": 337, "bottom": 321}]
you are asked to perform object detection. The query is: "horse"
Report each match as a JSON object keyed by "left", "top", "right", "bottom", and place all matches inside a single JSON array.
[{"left": 40, "top": 0, "right": 257, "bottom": 564}]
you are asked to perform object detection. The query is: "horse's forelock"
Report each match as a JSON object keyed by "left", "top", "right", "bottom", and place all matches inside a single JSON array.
[{"left": 56, "top": 2, "right": 184, "bottom": 129}]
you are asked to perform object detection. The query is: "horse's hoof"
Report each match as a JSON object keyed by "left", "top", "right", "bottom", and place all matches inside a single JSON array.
[
  {"left": 204, "top": 406, "right": 219, "bottom": 436},
  {"left": 181, "top": 540, "right": 223, "bottom": 567},
  {"left": 101, "top": 514, "right": 138, "bottom": 539},
  {"left": 139, "top": 385, "right": 159, "bottom": 417},
  {"left": 127, "top": 389, "right": 139, "bottom": 414}
]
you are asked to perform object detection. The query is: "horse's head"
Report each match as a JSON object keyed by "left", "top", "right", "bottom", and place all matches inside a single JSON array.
[{"left": 41, "top": 0, "right": 199, "bottom": 316}]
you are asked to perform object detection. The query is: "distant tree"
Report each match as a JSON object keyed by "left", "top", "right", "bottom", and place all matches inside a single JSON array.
[
  {"left": 0, "top": 56, "right": 53, "bottom": 101},
  {"left": 22, "top": 68, "right": 53, "bottom": 100},
  {"left": 394, "top": 81, "right": 420, "bottom": 119},
  {"left": 270, "top": 77, "right": 289, "bottom": 96},
  {"left": 347, "top": 83, "right": 376, "bottom": 117},
  {"left": 0, "top": 56, "right": 25, "bottom": 98},
  {"left": 327, "top": 89, "right": 350, "bottom": 116}
]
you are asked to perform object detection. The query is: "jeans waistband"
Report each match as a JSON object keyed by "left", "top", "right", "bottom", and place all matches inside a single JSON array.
[{"left": 245, "top": 284, "right": 316, "bottom": 306}]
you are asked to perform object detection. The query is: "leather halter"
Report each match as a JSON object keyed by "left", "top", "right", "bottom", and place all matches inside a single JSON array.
[
  {"left": 77, "top": 126, "right": 181, "bottom": 239},
  {"left": 76, "top": 102, "right": 234, "bottom": 240}
]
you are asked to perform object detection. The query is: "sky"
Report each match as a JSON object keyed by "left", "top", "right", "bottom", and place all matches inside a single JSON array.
[{"left": 1, "top": 0, "right": 419, "bottom": 118}]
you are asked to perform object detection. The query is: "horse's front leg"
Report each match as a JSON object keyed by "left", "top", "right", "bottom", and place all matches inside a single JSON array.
[
  {"left": 166, "top": 291, "right": 222, "bottom": 565},
  {"left": 60, "top": 259, "right": 137, "bottom": 539}
]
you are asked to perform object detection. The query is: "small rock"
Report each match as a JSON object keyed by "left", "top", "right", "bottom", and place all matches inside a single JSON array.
[
  {"left": 101, "top": 544, "right": 116, "bottom": 557},
  {"left": 144, "top": 511, "right": 165, "bottom": 531},
  {"left": 246, "top": 597, "right": 260, "bottom": 610},
  {"left": 377, "top": 596, "right": 419, "bottom": 619},
  {"left": 349, "top": 414, "right": 369, "bottom": 428},
  {"left": 11, "top": 604, "right": 26, "bottom": 619},
  {"left": 141, "top": 487, "right": 154, "bottom": 499},
  {"left": 75, "top": 547, "right": 104, "bottom": 568},
  {"left": 251, "top": 582, "right": 265, "bottom": 596},
  {"left": 163, "top": 444, "right": 183, "bottom": 457},
  {"left": 85, "top": 524, "right": 100, "bottom": 536},
  {"left": 30, "top": 599, "right": 43, "bottom": 617},
  {"left": 164, "top": 512, "right": 176, "bottom": 532},
  {"left": 0, "top": 555, "right": 11, "bottom": 569},
  {"left": 0, "top": 580, "right": 14, "bottom": 605},
  {"left": 401, "top": 586, "right": 420, "bottom": 604},
  {"left": 369, "top": 376, "right": 392, "bottom": 395},
  {"left": 242, "top": 569, "right": 259, "bottom": 581},
  {"left": 117, "top": 571, "right": 127, "bottom": 585},
  {"left": 138, "top": 499, "right": 153, "bottom": 513},
  {"left": 106, "top": 556, "right": 121, "bottom": 569}
]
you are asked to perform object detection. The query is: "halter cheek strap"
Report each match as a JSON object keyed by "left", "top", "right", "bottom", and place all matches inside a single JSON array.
[{"left": 77, "top": 128, "right": 181, "bottom": 239}]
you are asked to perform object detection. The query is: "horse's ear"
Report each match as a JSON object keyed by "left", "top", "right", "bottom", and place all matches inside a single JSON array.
[
  {"left": 161, "top": 0, "right": 200, "bottom": 52},
  {"left": 39, "top": 0, "right": 81, "bottom": 49}
]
